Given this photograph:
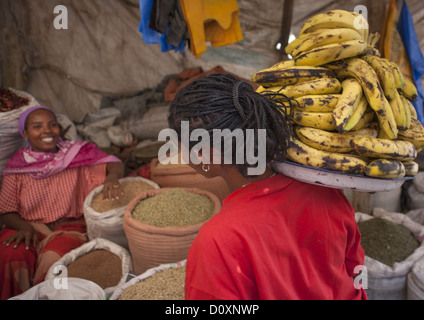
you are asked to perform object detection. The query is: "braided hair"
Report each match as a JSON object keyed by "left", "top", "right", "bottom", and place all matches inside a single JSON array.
[{"left": 168, "top": 73, "right": 295, "bottom": 178}]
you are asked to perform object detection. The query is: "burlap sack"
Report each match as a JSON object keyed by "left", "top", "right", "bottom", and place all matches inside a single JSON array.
[
  {"left": 123, "top": 187, "right": 221, "bottom": 275},
  {"left": 45, "top": 238, "right": 132, "bottom": 298},
  {"left": 357, "top": 209, "right": 424, "bottom": 300},
  {"left": 83, "top": 177, "right": 160, "bottom": 249},
  {"left": 109, "top": 260, "right": 186, "bottom": 300}
]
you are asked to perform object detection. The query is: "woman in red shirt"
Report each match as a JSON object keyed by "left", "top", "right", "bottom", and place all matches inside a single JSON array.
[
  {"left": 0, "top": 106, "right": 125, "bottom": 299},
  {"left": 168, "top": 73, "right": 367, "bottom": 300}
]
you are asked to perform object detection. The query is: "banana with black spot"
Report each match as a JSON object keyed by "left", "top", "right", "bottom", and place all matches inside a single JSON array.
[
  {"left": 350, "top": 137, "right": 417, "bottom": 161},
  {"left": 403, "top": 160, "right": 419, "bottom": 177},
  {"left": 286, "top": 137, "right": 368, "bottom": 174},
  {"left": 364, "top": 159, "right": 406, "bottom": 178},
  {"left": 295, "top": 125, "right": 378, "bottom": 153}
]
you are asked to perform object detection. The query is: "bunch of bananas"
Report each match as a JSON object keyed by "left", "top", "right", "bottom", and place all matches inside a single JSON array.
[{"left": 252, "top": 9, "right": 423, "bottom": 180}]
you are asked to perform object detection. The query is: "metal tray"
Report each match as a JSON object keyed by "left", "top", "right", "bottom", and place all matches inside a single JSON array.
[{"left": 271, "top": 161, "right": 414, "bottom": 193}]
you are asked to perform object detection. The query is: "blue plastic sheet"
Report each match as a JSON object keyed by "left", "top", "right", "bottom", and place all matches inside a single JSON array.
[
  {"left": 398, "top": 0, "right": 424, "bottom": 124},
  {"left": 138, "top": 0, "right": 185, "bottom": 53}
]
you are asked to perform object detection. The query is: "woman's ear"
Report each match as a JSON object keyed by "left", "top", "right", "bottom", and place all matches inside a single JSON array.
[{"left": 22, "top": 130, "right": 29, "bottom": 141}]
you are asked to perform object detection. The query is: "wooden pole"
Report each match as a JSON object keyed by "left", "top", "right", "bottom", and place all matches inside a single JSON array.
[{"left": 276, "top": 0, "right": 294, "bottom": 60}]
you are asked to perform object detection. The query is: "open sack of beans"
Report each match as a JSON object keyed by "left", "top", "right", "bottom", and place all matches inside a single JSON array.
[
  {"left": 149, "top": 157, "right": 231, "bottom": 202},
  {"left": 0, "top": 88, "right": 39, "bottom": 186},
  {"left": 45, "top": 238, "right": 133, "bottom": 297},
  {"left": 83, "top": 177, "right": 159, "bottom": 249},
  {"left": 123, "top": 187, "right": 221, "bottom": 274},
  {"left": 356, "top": 208, "right": 424, "bottom": 300},
  {"left": 110, "top": 260, "right": 186, "bottom": 300}
]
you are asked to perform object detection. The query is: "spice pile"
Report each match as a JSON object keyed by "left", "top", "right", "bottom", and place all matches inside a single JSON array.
[
  {"left": 91, "top": 180, "right": 156, "bottom": 213},
  {"left": 119, "top": 267, "right": 186, "bottom": 300},
  {"left": 132, "top": 188, "right": 215, "bottom": 227},
  {"left": 66, "top": 249, "right": 123, "bottom": 289},
  {"left": 0, "top": 88, "right": 29, "bottom": 112},
  {"left": 359, "top": 217, "right": 419, "bottom": 267}
]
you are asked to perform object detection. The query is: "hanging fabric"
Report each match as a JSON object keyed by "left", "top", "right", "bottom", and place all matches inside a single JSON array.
[
  {"left": 138, "top": 0, "right": 185, "bottom": 53},
  {"left": 179, "top": 0, "right": 244, "bottom": 58}
]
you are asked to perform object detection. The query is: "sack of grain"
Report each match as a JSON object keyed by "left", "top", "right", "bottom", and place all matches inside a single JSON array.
[
  {"left": 109, "top": 260, "right": 186, "bottom": 300},
  {"left": 357, "top": 209, "right": 424, "bottom": 300},
  {"left": 9, "top": 277, "right": 106, "bottom": 300},
  {"left": 83, "top": 176, "right": 159, "bottom": 249},
  {"left": 406, "top": 184, "right": 424, "bottom": 210},
  {"left": 407, "top": 255, "right": 424, "bottom": 300},
  {"left": 150, "top": 157, "right": 231, "bottom": 202},
  {"left": 0, "top": 88, "right": 39, "bottom": 186},
  {"left": 45, "top": 238, "right": 132, "bottom": 298},
  {"left": 123, "top": 187, "right": 221, "bottom": 274}
]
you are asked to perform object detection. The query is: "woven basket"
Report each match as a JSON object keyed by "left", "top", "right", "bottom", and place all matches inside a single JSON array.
[{"left": 123, "top": 187, "right": 221, "bottom": 274}]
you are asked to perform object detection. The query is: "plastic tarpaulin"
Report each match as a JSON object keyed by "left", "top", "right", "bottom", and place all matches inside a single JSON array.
[{"left": 398, "top": 0, "right": 424, "bottom": 124}]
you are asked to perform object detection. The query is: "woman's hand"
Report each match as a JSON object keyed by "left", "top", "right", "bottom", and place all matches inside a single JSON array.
[
  {"left": 4, "top": 223, "right": 38, "bottom": 250},
  {"left": 103, "top": 162, "right": 125, "bottom": 201},
  {"left": 102, "top": 180, "right": 124, "bottom": 201}
]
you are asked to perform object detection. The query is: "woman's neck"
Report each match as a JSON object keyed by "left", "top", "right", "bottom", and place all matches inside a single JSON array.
[{"left": 223, "top": 166, "right": 276, "bottom": 192}]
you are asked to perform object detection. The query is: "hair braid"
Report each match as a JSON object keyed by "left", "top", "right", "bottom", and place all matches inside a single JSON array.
[{"left": 168, "top": 73, "right": 295, "bottom": 177}]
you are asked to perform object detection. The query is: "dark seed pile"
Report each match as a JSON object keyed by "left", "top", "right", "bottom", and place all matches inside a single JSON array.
[{"left": 359, "top": 217, "right": 419, "bottom": 267}]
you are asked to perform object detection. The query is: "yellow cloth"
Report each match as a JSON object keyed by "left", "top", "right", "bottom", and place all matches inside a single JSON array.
[
  {"left": 380, "top": 0, "right": 413, "bottom": 80},
  {"left": 180, "top": 0, "right": 243, "bottom": 58}
]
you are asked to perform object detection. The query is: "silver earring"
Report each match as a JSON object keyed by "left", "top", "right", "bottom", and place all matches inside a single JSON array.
[{"left": 202, "top": 164, "right": 211, "bottom": 172}]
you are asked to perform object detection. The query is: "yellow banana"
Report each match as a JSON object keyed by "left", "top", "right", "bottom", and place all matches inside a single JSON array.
[
  {"left": 294, "top": 40, "right": 367, "bottom": 67},
  {"left": 268, "top": 59, "right": 295, "bottom": 70},
  {"left": 403, "top": 160, "right": 419, "bottom": 176},
  {"left": 386, "top": 59, "right": 404, "bottom": 90},
  {"left": 295, "top": 125, "right": 378, "bottom": 153},
  {"left": 294, "top": 94, "right": 340, "bottom": 112},
  {"left": 343, "top": 95, "right": 369, "bottom": 132},
  {"left": 389, "top": 90, "right": 408, "bottom": 130},
  {"left": 401, "top": 76, "right": 418, "bottom": 101},
  {"left": 337, "top": 58, "right": 398, "bottom": 139},
  {"left": 251, "top": 66, "right": 336, "bottom": 87},
  {"left": 299, "top": 10, "right": 368, "bottom": 43},
  {"left": 258, "top": 77, "right": 341, "bottom": 99},
  {"left": 400, "top": 94, "right": 417, "bottom": 120},
  {"left": 364, "top": 159, "right": 406, "bottom": 179},
  {"left": 351, "top": 137, "right": 417, "bottom": 161},
  {"left": 292, "top": 111, "right": 336, "bottom": 131},
  {"left": 397, "top": 118, "right": 424, "bottom": 150},
  {"left": 361, "top": 55, "right": 397, "bottom": 100},
  {"left": 351, "top": 108, "right": 375, "bottom": 131},
  {"left": 286, "top": 137, "right": 368, "bottom": 174},
  {"left": 287, "top": 28, "right": 363, "bottom": 58},
  {"left": 332, "top": 78, "right": 363, "bottom": 133}
]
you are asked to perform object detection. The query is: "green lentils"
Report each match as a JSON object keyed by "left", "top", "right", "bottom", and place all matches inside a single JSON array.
[
  {"left": 132, "top": 188, "right": 215, "bottom": 227},
  {"left": 119, "top": 267, "right": 186, "bottom": 300},
  {"left": 359, "top": 217, "right": 419, "bottom": 267}
]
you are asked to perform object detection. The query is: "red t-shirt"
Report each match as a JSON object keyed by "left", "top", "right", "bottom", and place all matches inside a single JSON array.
[{"left": 185, "top": 174, "right": 366, "bottom": 300}]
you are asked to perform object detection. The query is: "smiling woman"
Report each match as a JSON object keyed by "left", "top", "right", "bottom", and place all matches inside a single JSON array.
[
  {"left": 21, "top": 107, "right": 61, "bottom": 153},
  {"left": 0, "top": 106, "right": 125, "bottom": 300}
]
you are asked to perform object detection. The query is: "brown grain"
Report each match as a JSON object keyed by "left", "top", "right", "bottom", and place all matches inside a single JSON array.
[
  {"left": 66, "top": 249, "right": 122, "bottom": 289},
  {"left": 91, "top": 181, "right": 156, "bottom": 213}
]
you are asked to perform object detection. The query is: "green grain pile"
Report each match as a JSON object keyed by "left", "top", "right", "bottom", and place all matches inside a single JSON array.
[
  {"left": 119, "top": 267, "right": 186, "bottom": 300},
  {"left": 91, "top": 181, "right": 155, "bottom": 213},
  {"left": 132, "top": 188, "right": 215, "bottom": 227},
  {"left": 359, "top": 217, "right": 419, "bottom": 267}
]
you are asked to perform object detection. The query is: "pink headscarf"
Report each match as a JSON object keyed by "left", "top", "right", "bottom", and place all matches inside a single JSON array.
[{"left": 3, "top": 106, "right": 121, "bottom": 179}]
